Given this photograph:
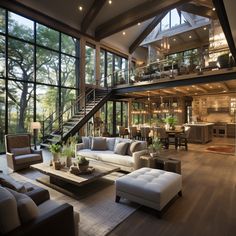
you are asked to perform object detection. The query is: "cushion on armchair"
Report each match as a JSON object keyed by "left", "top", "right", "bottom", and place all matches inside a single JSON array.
[
  {"left": 8, "top": 188, "right": 39, "bottom": 224},
  {"left": 0, "top": 187, "right": 21, "bottom": 234},
  {"left": 14, "top": 154, "right": 42, "bottom": 165},
  {"left": 11, "top": 147, "right": 31, "bottom": 156}
]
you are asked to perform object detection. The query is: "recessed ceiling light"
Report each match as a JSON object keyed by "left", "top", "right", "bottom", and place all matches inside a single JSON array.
[
  {"left": 203, "top": 27, "right": 207, "bottom": 30},
  {"left": 108, "top": 0, "right": 112, "bottom": 4},
  {"left": 195, "top": 93, "right": 198, "bottom": 95},
  {"left": 78, "top": 6, "right": 83, "bottom": 11},
  {"left": 210, "top": 86, "right": 213, "bottom": 89},
  {"left": 187, "top": 88, "right": 190, "bottom": 91},
  {"left": 212, "top": 7, "right": 216, "bottom": 11},
  {"left": 137, "top": 22, "right": 141, "bottom": 26},
  {"left": 122, "top": 31, "right": 126, "bottom": 35},
  {"left": 173, "top": 38, "right": 176, "bottom": 42},
  {"left": 189, "top": 35, "right": 192, "bottom": 39}
]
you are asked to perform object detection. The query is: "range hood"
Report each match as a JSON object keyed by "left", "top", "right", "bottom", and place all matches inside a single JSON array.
[{"left": 207, "top": 107, "right": 229, "bottom": 113}]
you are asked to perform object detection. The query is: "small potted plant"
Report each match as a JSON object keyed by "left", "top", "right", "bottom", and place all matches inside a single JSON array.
[
  {"left": 62, "top": 145, "right": 75, "bottom": 167},
  {"left": 149, "top": 137, "right": 162, "bottom": 157},
  {"left": 49, "top": 144, "right": 62, "bottom": 162},
  {"left": 163, "top": 116, "right": 177, "bottom": 130},
  {"left": 77, "top": 156, "right": 89, "bottom": 172}
]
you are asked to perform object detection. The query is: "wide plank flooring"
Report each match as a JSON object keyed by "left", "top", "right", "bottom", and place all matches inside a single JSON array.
[{"left": 109, "top": 138, "right": 236, "bottom": 236}]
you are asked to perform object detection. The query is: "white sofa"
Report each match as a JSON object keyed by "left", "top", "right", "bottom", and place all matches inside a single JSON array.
[{"left": 75, "top": 137, "right": 148, "bottom": 172}]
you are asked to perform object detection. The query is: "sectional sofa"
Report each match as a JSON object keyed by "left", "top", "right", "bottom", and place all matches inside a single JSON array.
[{"left": 75, "top": 137, "right": 148, "bottom": 172}]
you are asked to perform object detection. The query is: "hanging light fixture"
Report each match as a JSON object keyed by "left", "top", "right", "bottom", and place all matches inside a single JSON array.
[{"left": 160, "top": 36, "right": 170, "bottom": 53}]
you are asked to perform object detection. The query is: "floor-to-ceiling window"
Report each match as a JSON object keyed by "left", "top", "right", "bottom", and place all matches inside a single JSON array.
[
  {"left": 99, "top": 48, "right": 128, "bottom": 87},
  {"left": 0, "top": 8, "right": 80, "bottom": 152},
  {"left": 85, "top": 44, "right": 95, "bottom": 85}
]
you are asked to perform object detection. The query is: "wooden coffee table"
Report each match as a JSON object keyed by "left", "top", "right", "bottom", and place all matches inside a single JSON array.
[{"left": 31, "top": 160, "right": 120, "bottom": 198}]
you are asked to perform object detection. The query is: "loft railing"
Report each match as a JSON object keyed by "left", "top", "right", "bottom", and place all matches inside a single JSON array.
[{"left": 112, "top": 47, "right": 234, "bottom": 87}]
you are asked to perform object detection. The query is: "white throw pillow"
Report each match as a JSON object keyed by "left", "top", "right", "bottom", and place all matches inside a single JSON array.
[{"left": 0, "top": 187, "right": 21, "bottom": 234}]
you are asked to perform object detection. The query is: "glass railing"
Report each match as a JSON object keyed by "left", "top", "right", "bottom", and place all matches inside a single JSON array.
[{"left": 112, "top": 47, "right": 235, "bottom": 87}]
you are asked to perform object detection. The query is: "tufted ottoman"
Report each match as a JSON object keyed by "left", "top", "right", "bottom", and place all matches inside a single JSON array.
[{"left": 115, "top": 167, "right": 182, "bottom": 216}]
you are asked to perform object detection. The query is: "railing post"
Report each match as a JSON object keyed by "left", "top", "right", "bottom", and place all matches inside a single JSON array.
[
  {"left": 94, "top": 89, "right": 96, "bottom": 106},
  {"left": 42, "top": 121, "right": 45, "bottom": 142}
]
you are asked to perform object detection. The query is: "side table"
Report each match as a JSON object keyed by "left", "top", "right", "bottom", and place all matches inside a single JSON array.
[{"left": 140, "top": 154, "right": 181, "bottom": 174}]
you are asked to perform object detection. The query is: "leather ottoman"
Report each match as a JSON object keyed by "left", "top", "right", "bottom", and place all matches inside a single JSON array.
[{"left": 115, "top": 167, "right": 182, "bottom": 216}]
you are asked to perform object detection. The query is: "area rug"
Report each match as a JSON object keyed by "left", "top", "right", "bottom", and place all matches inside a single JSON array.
[
  {"left": 205, "top": 144, "right": 236, "bottom": 155},
  {"left": 11, "top": 171, "right": 139, "bottom": 236}
]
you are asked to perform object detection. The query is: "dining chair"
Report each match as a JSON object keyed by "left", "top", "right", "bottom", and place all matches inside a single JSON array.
[
  {"left": 140, "top": 127, "right": 150, "bottom": 142},
  {"left": 178, "top": 126, "right": 191, "bottom": 150},
  {"left": 155, "top": 127, "right": 169, "bottom": 149},
  {"left": 129, "top": 126, "right": 138, "bottom": 140}
]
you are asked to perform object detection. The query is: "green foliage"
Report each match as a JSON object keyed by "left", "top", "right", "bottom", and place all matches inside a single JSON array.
[
  {"left": 149, "top": 137, "right": 162, "bottom": 152},
  {"left": 49, "top": 144, "right": 62, "bottom": 154},
  {"left": 77, "top": 156, "right": 89, "bottom": 165},
  {"left": 163, "top": 116, "right": 177, "bottom": 126},
  {"left": 62, "top": 145, "right": 74, "bottom": 158}
]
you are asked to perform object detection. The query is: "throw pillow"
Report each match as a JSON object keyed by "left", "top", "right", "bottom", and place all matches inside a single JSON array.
[
  {"left": 8, "top": 188, "right": 39, "bottom": 224},
  {"left": 127, "top": 141, "right": 142, "bottom": 156},
  {"left": 0, "top": 187, "right": 21, "bottom": 234},
  {"left": 106, "top": 138, "right": 116, "bottom": 151},
  {"left": 11, "top": 147, "right": 31, "bottom": 156},
  {"left": 91, "top": 137, "right": 107, "bottom": 150},
  {"left": 0, "top": 173, "right": 27, "bottom": 193},
  {"left": 114, "top": 142, "right": 129, "bottom": 155},
  {"left": 82, "top": 137, "right": 90, "bottom": 149}
]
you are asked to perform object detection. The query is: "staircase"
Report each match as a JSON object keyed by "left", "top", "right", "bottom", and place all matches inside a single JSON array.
[{"left": 41, "top": 88, "right": 111, "bottom": 147}]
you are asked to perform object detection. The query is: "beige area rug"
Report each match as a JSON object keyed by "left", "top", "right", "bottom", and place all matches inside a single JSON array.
[{"left": 11, "top": 171, "right": 139, "bottom": 236}]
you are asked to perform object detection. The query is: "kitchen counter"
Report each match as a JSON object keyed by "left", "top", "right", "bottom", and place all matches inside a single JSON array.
[{"left": 185, "top": 123, "right": 214, "bottom": 144}]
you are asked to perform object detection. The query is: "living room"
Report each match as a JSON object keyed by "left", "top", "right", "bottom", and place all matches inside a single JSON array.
[{"left": 0, "top": 0, "right": 236, "bottom": 236}]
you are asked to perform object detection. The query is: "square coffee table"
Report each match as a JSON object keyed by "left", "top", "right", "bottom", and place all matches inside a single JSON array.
[{"left": 31, "top": 160, "right": 120, "bottom": 199}]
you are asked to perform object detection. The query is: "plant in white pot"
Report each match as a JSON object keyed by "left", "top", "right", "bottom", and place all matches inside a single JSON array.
[{"left": 77, "top": 156, "right": 89, "bottom": 172}]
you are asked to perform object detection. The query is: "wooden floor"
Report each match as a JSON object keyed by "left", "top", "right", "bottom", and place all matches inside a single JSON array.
[{"left": 109, "top": 137, "right": 236, "bottom": 236}]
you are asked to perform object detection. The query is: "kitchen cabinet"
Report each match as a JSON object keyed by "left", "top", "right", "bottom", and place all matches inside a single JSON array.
[{"left": 227, "top": 123, "right": 236, "bottom": 137}]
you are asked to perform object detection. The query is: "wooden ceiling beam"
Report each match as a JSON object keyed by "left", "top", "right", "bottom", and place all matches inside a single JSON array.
[
  {"left": 221, "top": 82, "right": 230, "bottom": 92},
  {"left": 81, "top": 0, "right": 107, "bottom": 33},
  {"left": 129, "top": 11, "right": 168, "bottom": 54},
  {"left": 129, "top": 11, "right": 168, "bottom": 53},
  {"left": 212, "top": 0, "right": 236, "bottom": 61},
  {"left": 178, "top": 3, "right": 217, "bottom": 19},
  {"left": 95, "top": 0, "right": 190, "bottom": 40}
]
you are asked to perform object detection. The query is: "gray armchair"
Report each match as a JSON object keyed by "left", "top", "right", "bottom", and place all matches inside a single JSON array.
[{"left": 5, "top": 134, "right": 43, "bottom": 171}]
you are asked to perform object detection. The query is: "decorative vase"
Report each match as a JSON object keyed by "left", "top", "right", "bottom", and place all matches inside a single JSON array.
[
  {"left": 53, "top": 153, "right": 59, "bottom": 162},
  {"left": 66, "top": 156, "right": 72, "bottom": 168},
  {"left": 53, "top": 161, "right": 61, "bottom": 170}
]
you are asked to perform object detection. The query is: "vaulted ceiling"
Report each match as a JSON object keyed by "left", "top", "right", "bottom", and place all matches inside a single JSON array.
[{"left": 10, "top": 0, "right": 233, "bottom": 56}]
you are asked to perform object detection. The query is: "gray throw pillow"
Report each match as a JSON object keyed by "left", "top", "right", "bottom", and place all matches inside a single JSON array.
[
  {"left": 8, "top": 188, "right": 39, "bottom": 224},
  {"left": 82, "top": 137, "right": 90, "bottom": 149},
  {"left": 11, "top": 147, "right": 31, "bottom": 156},
  {"left": 114, "top": 142, "right": 129, "bottom": 155},
  {"left": 0, "top": 187, "right": 21, "bottom": 234},
  {"left": 0, "top": 173, "right": 26, "bottom": 193},
  {"left": 91, "top": 137, "right": 107, "bottom": 150},
  {"left": 106, "top": 138, "right": 116, "bottom": 151},
  {"left": 127, "top": 142, "right": 142, "bottom": 156}
]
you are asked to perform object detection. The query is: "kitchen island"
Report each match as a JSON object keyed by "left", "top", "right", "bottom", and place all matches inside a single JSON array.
[{"left": 186, "top": 123, "right": 214, "bottom": 144}]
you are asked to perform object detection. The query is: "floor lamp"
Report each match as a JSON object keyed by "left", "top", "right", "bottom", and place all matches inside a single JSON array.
[{"left": 31, "top": 122, "right": 41, "bottom": 150}]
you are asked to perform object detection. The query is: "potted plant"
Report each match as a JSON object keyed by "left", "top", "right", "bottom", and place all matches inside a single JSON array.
[
  {"left": 62, "top": 145, "right": 75, "bottom": 167},
  {"left": 149, "top": 137, "right": 162, "bottom": 157},
  {"left": 49, "top": 144, "right": 62, "bottom": 162},
  {"left": 77, "top": 156, "right": 89, "bottom": 172},
  {"left": 163, "top": 116, "right": 177, "bottom": 130}
]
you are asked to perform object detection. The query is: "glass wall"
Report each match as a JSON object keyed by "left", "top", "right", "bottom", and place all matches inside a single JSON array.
[
  {"left": 100, "top": 49, "right": 128, "bottom": 87},
  {"left": 0, "top": 8, "right": 80, "bottom": 152},
  {"left": 85, "top": 44, "right": 95, "bottom": 85}
]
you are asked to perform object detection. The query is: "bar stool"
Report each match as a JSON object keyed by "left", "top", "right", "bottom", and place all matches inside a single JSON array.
[
  {"left": 140, "top": 127, "right": 150, "bottom": 142},
  {"left": 178, "top": 126, "right": 191, "bottom": 151}
]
